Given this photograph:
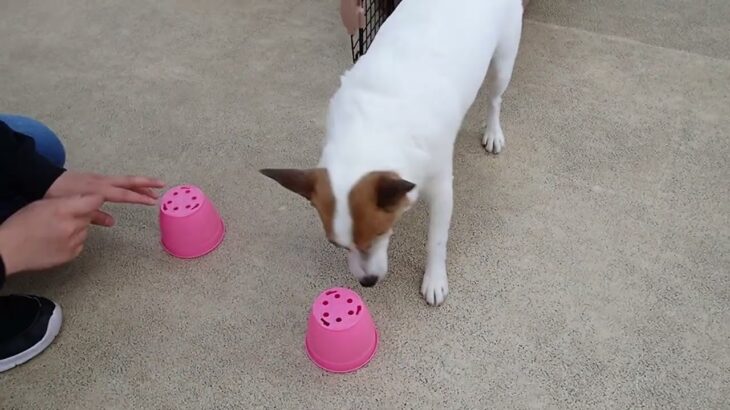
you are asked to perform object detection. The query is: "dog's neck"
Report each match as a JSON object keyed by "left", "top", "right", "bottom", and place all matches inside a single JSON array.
[{"left": 321, "top": 109, "right": 428, "bottom": 189}]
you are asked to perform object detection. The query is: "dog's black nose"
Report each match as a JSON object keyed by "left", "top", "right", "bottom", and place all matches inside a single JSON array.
[{"left": 359, "top": 275, "right": 379, "bottom": 287}]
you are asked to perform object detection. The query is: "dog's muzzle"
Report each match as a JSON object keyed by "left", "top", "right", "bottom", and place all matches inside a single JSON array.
[{"left": 358, "top": 275, "right": 379, "bottom": 287}]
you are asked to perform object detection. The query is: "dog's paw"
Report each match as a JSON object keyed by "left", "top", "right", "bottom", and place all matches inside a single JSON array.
[
  {"left": 482, "top": 127, "right": 505, "bottom": 154},
  {"left": 421, "top": 269, "right": 449, "bottom": 306}
]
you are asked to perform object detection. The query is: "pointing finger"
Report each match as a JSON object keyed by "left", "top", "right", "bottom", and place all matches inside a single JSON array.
[
  {"left": 108, "top": 175, "right": 165, "bottom": 190},
  {"left": 103, "top": 187, "right": 157, "bottom": 205},
  {"left": 66, "top": 195, "right": 105, "bottom": 217},
  {"left": 131, "top": 187, "right": 158, "bottom": 200}
]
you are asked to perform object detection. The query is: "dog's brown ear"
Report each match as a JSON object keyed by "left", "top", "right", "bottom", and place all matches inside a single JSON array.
[
  {"left": 260, "top": 168, "right": 318, "bottom": 200},
  {"left": 375, "top": 174, "right": 415, "bottom": 211}
]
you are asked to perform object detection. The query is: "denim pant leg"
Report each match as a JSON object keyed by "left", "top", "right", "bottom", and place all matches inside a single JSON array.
[{"left": 0, "top": 114, "right": 65, "bottom": 167}]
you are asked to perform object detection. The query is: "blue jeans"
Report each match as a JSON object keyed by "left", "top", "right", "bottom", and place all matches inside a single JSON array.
[{"left": 0, "top": 114, "right": 66, "bottom": 222}]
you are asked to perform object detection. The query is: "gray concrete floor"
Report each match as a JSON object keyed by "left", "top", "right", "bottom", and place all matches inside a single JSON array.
[{"left": 1, "top": 0, "right": 728, "bottom": 408}]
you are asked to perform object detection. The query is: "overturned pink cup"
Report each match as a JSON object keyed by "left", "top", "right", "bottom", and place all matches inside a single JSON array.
[
  {"left": 305, "top": 288, "right": 378, "bottom": 373},
  {"left": 159, "top": 185, "right": 225, "bottom": 259}
]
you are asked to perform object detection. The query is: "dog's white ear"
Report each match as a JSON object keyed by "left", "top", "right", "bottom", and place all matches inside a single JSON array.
[
  {"left": 375, "top": 175, "right": 415, "bottom": 211},
  {"left": 260, "top": 168, "right": 318, "bottom": 200}
]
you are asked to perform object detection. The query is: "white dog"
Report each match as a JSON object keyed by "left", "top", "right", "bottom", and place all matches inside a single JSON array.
[{"left": 262, "top": 0, "right": 523, "bottom": 305}]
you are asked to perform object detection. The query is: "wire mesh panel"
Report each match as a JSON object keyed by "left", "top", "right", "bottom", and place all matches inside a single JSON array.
[
  {"left": 349, "top": 0, "right": 401, "bottom": 63},
  {"left": 343, "top": 0, "right": 527, "bottom": 63}
]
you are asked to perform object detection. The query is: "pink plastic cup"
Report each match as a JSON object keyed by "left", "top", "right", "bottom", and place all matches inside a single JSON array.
[
  {"left": 158, "top": 185, "right": 225, "bottom": 259},
  {"left": 305, "top": 287, "right": 378, "bottom": 373}
]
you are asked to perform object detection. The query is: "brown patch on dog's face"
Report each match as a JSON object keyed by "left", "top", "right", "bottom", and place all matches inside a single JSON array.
[
  {"left": 259, "top": 168, "right": 336, "bottom": 238},
  {"left": 310, "top": 170, "right": 336, "bottom": 238},
  {"left": 260, "top": 169, "right": 415, "bottom": 251},
  {"left": 348, "top": 171, "right": 415, "bottom": 252}
]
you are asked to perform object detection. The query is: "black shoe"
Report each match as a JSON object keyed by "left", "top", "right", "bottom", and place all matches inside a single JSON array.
[{"left": 0, "top": 295, "right": 62, "bottom": 372}]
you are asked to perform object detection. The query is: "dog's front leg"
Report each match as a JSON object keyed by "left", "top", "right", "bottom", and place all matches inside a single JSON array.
[{"left": 421, "top": 175, "right": 453, "bottom": 306}]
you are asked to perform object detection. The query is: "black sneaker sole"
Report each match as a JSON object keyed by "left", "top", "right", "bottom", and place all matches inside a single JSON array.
[{"left": 0, "top": 301, "right": 62, "bottom": 373}]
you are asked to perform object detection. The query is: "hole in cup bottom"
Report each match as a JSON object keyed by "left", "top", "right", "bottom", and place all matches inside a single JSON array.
[
  {"left": 334, "top": 294, "right": 341, "bottom": 299},
  {"left": 320, "top": 319, "right": 330, "bottom": 326},
  {"left": 322, "top": 301, "right": 329, "bottom": 306},
  {"left": 192, "top": 204, "right": 199, "bottom": 210},
  {"left": 356, "top": 305, "right": 362, "bottom": 315},
  {"left": 323, "top": 312, "right": 329, "bottom": 317},
  {"left": 162, "top": 205, "right": 168, "bottom": 211},
  {"left": 335, "top": 318, "right": 342, "bottom": 323},
  {"left": 347, "top": 298, "right": 353, "bottom": 303},
  {"left": 185, "top": 205, "right": 191, "bottom": 209},
  {"left": 348, "top": 310, "right": 354, "bottom": 315},
  {"left": 173, "top": 207, "right": 179, "bottom": 211},
  {"left": 325, "top": 290, "right": 336, "bottom": 296}
]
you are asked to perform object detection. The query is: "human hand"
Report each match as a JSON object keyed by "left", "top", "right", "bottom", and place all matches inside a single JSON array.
[
  {"left": 0, "top": 195, "right": 105, "bottom": 275},
  {"left": 46, "top": 171, "right": 164, "bottom": 226}
]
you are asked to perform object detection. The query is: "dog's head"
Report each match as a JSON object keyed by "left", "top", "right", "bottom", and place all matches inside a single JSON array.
[{"left": 260, "top": 168, "right": 415, "bottom": 287}]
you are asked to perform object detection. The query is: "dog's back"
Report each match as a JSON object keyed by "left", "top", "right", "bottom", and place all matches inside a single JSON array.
[
  {"left": 323, "top": 0, "right": 523, "bottom": 179},
  {"left": 355, "top": 0, "right": 514, "bottom": 107}
]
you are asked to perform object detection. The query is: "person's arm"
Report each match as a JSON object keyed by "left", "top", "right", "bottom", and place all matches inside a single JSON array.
[
  {"left": 0, "top": 120, "right": 67, "bottom": 288},
  {"left": 0, "top": 120, "right": 66, "bottom": 202},
  {"left": 0, "top": 196, "right": 106, "bottom": 288},
  {"left": 0, "top": 120, "right": 163, "bottom": 288}
]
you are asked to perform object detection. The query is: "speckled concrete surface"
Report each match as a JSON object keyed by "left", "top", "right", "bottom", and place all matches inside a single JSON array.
[
  {"left": 525, "top": 0, "right": 730, "bottom": 60},
  {"left": 1, "top": 0, "right": 728, "bottom": 408}
]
